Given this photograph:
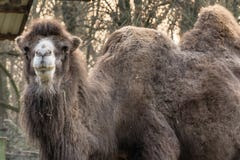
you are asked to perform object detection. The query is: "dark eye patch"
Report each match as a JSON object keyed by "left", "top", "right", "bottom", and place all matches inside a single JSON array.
[
  {"left": 22, "top": 46, "right": 30, "bottom": 60},
  {"left": 61, "top": 45, "right": 69, "bottom": 52},
  {"left": 23, "top": 46, "right": 30, "bottom": 53}
]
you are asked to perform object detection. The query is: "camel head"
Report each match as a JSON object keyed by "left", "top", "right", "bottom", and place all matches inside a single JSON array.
[{"left": 16, "top": 19, "right": 81, "bottom": 88}]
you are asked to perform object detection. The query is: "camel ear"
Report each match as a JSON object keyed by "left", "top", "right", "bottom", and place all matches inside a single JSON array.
[
  {"left": 15, "top": 36, "right": 23, "bottom": 50},
  {"left": 71, "top": 36, "right": 82, "bottom": 51},
  {"left": 15, "top": 36, "right": 30, "bottom": 54}
]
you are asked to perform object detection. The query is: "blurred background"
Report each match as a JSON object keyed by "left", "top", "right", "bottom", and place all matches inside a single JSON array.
[{"left": 0, "top": 0, "right": 240, "bottom": 159}]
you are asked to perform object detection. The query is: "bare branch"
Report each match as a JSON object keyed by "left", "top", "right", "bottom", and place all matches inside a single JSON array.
[
  {"left": 0, "top": 51, "right": 20, "bottom": 57},
  {"left": 0, "top": 101, "right": 19, "bottom": 112}
]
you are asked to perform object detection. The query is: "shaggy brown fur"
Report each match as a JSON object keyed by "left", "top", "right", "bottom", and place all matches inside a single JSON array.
[{"left": 17, "top": 4, "right": 240, "bottom": 160}]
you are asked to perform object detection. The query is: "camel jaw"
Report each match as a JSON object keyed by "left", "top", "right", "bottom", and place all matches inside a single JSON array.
[
  {"left": 34, "top": 66, "right": 55, "bottom": 72},
  {"left": 34, "top": 66, "right": 55, "bottom": 84}
]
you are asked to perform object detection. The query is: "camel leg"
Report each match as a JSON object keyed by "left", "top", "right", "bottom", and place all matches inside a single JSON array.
[
  {"left": 136, "top": 111, "right": 180, "bottom": 160},
  {"left": 116, "top": 107, "right": 180, "bottom": 160}
]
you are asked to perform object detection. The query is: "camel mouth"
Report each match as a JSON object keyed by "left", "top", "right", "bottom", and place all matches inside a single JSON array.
[
  {"left": 34, "top": 66, "right": 55, "bottom": 72},
  {"left": 33, "top": 66, "right": 55, "bottom": 84}
]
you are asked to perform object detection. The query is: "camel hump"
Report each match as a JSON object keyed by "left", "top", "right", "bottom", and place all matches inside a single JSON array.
[
  {"left": 101, "top": 26, "right": 176, "bottom": 56},
  {"left": 180, "top": 4, "right": 240, "bottom": 52}
]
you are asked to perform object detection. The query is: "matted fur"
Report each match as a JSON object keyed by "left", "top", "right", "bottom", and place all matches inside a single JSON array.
[
  {"left": 21, "top": 19, "right": 71, "bottom": 40},
  {"left": 18, "top": 5, "right": 240, "bottom": 160}
]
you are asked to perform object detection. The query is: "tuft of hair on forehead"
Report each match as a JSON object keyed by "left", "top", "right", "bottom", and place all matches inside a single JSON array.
[{"left": 22, "top": 19, "right": 71, "bottom": 40}]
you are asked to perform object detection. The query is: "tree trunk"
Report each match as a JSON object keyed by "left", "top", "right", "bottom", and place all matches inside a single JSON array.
[
  {"left": 118, "top": 0, "right": 131, "bottom": 26},
  {"left": 0, "top": 58, "right": 8, "bottom": 136},
  {"left": 133, "top": 0, "right": 142, "bottom": 26},
  {"left": 0, "top": 137, "right": 6, "bottom": 160}
]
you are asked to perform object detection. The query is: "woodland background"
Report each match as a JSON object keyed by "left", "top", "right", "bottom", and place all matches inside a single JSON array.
[{"left": 0, "top": 0, "right": 240, "bottom": 159}]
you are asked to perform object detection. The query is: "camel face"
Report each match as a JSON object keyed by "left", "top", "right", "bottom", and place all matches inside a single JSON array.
[
  {"left": 33, "top": 38, "right": 56, "bottom": 84},
  {"left": 15, "top": 19, "right": 82, "bottom": 88}
]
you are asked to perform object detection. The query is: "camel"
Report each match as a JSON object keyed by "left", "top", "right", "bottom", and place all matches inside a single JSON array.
[{"left": 16, "top": 4, "right": 240, "bottom": 160}]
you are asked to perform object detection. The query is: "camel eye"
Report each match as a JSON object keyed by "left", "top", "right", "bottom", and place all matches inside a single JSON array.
[
  {"left": 22, "top": 46, "right": 30, "bottom": 60},
  {"left": 23, "top": 46, "right": 30, "bottom": 53},
  {"left": 61, "top": 46, "right": 69, "bottom": 52}
]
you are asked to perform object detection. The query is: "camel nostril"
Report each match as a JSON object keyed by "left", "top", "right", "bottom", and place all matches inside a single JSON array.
[
  {"left": 35, "top": 50, "right": 52, "bottom": 57},
  {"left": 46, "top": 50, "right": 52, "bottom": 56},
  {"left": 35, "top": 51, "right": 41, "bottom": 56}
]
